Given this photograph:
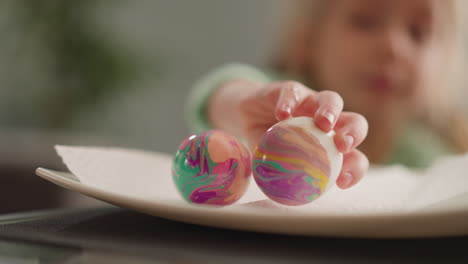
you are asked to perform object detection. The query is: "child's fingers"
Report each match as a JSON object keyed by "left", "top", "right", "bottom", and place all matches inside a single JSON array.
[
  {"left": 313, "top": 91, "right": 344, "bottom": 132},
  {"left": 291, "top": 94, "right": 318, "bottom": 118},
  {"left": 336, "top": 149, "right": 369, "bottom": 189},
  {"left": 291, "top": 90, "right": 344, "bottom": 132},
  {"left": 274, "top": 81, "right": 309, "bottom": 121},
  {"left": 333, "top": 112, "right": 369, "bottom": 153}
]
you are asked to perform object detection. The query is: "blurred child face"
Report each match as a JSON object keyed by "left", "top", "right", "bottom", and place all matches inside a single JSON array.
[{"left": 311, "top": 0, "right": 448, "bottom": 121}]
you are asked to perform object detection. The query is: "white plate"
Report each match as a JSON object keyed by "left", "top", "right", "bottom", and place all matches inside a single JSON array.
[{"left": 36, "top": 167, "right": 468, "bottom": 238}]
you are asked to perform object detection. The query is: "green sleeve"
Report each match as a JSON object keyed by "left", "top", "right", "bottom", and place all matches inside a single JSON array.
[
  {"left": 388, "top": 122, "right": 454, "bottom": 168},
  {"left": 186, "top": 63, "right": 272, "bottom": 133}
]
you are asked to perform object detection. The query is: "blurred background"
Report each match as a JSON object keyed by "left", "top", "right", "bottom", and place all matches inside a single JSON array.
[{"left": 0, "top": 0, "right": 284, "bottom": 213}]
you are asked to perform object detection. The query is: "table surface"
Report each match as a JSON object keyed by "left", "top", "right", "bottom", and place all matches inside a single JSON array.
[{"left": 0, "top": 206, "right": 467, "bottom": 263}]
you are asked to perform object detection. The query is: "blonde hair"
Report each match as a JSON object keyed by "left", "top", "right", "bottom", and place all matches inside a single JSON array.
[
  {"left": 276, "top": 0, "right": 468, "bottom": 153},
  {"left": 430, "top": 0, "right": 468, "bottom": 152}
]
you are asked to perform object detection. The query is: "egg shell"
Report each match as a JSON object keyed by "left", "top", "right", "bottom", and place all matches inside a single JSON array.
[
  {"left": 172, "top": 130, "right": 251, "bottom": 206},
  {"left": 252, "top": 117, "right": 343, "bottom": 206}
]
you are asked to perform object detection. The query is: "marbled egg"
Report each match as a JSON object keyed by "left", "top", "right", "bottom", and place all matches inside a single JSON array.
[
  {"left": 252, "top": 117, "right": 343, "bottom": 206},
  {"left": 172, "top": 130, "right": 251, "bottom": 206}
]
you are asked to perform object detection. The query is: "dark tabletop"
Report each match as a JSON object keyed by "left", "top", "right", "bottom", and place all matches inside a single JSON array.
[{"left": 0, "top": 206, "right": 467, "bottom": 263}]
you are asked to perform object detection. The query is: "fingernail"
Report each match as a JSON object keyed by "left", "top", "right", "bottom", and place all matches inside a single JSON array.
[
  {"left": 278, "top": 106, "right": 292, "bottom": 120},
  {"left": 341, "top": 172, "right": 353, "bottom": 188},
  {"left": 344, "top": 135, "right": 354, "bottom": 152},
  {"left": 321, "top": 110, "right": 335, "bottom": 127}
]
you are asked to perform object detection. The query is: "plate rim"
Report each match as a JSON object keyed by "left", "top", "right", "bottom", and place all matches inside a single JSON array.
[{"left": 35, "top": 167, "right": 468, "bottom": 238}]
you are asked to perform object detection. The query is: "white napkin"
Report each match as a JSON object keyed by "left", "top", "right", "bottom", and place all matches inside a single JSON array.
[{"left": 55, "top": 145, "right": 468, "bottom": 215}]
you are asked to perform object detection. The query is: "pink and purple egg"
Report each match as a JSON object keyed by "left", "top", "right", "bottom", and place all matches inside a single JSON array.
[{"left": 252, "top": 117, "right": 343, "bottom": 206}]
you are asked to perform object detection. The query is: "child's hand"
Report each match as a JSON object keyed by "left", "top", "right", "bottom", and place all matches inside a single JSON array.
[{"left": 239, "top": 81, "right": 369, "bottom": 189}]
